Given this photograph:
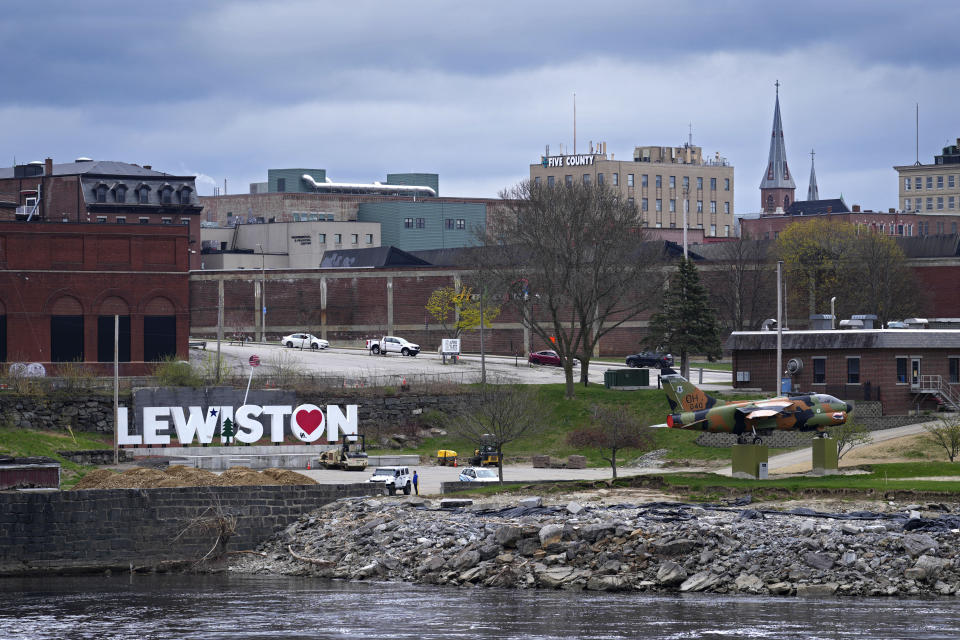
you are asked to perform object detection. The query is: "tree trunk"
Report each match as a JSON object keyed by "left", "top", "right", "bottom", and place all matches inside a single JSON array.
[
  {"left": 579, "top": 357, "right": 590, "bottom": 386},
  {"left": 564, "top": 363, "right": 576, "bottom": 398},
  {"left": 610, "top": 450, "right": 618, "bottom": 480}
]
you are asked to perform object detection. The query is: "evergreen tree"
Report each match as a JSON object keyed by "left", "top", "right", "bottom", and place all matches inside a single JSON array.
[
  {"left": 221, "top": 418, "right": 235, "bottom": 445},
  {"left": 645, "top": 257, "right": 722, "bottom": 378}
]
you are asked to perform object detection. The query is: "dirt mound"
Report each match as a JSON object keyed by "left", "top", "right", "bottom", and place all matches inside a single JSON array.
[
  {"left": 261, "top": 468, "right": 316, "bottom": 485},
  {"left": 72, "top": 468, "right": 117, "bottom": 490},
  {"left": 215, "top": 466, "right": 274, "bottom": 486},
  {"left": 72, "top": 465, "right": 318, "bottom": 489}
]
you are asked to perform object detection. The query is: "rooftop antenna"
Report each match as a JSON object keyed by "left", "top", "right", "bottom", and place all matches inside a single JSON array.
[
  {"left": 915, "top": 103, "right": 921, "bottom": 166},
  {"left": 573, "top": 92, "right": 577, "bottom": 155},
  {"left": 688, "top": 123, "right": 693, "bottom": 147}
]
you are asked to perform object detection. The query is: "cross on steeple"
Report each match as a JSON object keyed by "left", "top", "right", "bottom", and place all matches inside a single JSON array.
[{"left": 775, "top": 79, "right": 780, "bottom": 95}]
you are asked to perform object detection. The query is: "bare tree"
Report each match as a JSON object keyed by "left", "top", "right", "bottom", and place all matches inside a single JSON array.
[
  {"left": 708, "top": 232, "right": 777, "bottom": 332},
  {"left": 827, "top": 419, "right": 872, "bottom": 459},
  {"left": 566, "top": 405, "right": 654, "bottom": 479},
  {"left": 446, "top": 386, "right": 545, "bottom": 482},
  {"left": 482, "top": 180, "right": 664, "bottom": 398},
  {"left": 924, "top": 415, "right": 960, "bottom": 462}
]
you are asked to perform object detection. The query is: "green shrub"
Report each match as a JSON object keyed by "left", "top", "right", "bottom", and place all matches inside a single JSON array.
[{"left": 153, "top": 356, "right": 202, "bottom": 388}]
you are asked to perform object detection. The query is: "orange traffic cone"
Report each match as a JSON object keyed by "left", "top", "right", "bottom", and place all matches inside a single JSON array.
[
  {"left": 307, "top": 461, "right": 311, "bottom": 470},
  {"left": 453, "top": 459, "right": 457, "bottom": 467}
]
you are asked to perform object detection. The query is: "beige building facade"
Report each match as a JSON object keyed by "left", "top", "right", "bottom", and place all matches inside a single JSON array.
[
  {"left": 200, "top": 220, "right": 381, "bottom": 270},
  {"left": 896, "top": 138, "right": 960, "bottom": 230},
  {"left": 529, "top": 143, "right": 735, "bottom": 237}
]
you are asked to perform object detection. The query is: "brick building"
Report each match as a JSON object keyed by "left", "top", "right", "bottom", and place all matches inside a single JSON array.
[
  {"left": 728, "top": 329, "right": 960, "bottom": 415},
  {"left": 0, "top": 221, "right": 190, "bottom": 373},
  {"left": 0, "top": 158, "right": 203, "bottom": 269}
]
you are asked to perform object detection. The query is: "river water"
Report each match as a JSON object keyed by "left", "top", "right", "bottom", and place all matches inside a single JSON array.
[{"left": 2, "top": 574, "right": 959, "bottom": 639}]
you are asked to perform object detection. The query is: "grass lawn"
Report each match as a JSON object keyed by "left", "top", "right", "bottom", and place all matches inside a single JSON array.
[
  {"left": 0, "top": 427, "right": 112, "bottom": 487},
  {"left": 370, "top": 383, "right": 778, "bottom": 467},
  {"left": 691, "top": 361, "right": 732, "bottom": 372},
  {"left": 661, "top": 461, "right": 960, "bottom": 498}
]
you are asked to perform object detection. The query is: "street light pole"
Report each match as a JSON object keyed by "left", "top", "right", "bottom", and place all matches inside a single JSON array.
[{"left": 258, "top": 243, "right": 266, "bottom": 343}]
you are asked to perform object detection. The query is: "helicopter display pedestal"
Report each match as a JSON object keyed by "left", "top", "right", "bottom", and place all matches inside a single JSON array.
[
  {"left": 812, "top": 437, "right": 839, "bottom": 475},
  {"left": 731, "top": 444, "right": 769, "bottom": 479}
]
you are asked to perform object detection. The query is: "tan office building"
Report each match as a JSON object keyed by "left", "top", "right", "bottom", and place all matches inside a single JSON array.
[
  {"left": 529, "top": 143, "right": 735, "bottom": 237},
  {"left": 896, "top": 138, "right": 960, "bottom": 231}
]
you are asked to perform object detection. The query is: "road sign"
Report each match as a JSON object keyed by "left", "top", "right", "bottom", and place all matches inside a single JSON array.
[
  {"left": 249, "top": 354, "right": 261, "bottom": 367},
  {"left": 441, "top": 338, "right": 461, "bottom": 355}
]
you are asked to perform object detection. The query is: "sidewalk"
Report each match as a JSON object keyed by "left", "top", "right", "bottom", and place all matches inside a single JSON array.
[{"left": 714, "top": 419, "right": 941, "bottom": 476}]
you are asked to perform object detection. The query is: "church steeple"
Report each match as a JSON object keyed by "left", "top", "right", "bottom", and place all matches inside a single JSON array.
[
  {"left": 759, "top": 81, "right": 796, "bottom": 213},
  {"left": 807, "top": 149, "right": 819, "bottom": 201}
]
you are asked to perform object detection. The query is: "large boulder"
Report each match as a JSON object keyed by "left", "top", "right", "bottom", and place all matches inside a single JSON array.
[
  {"left": 803, "top": 552, "right": 835, "bottom": 571},
  {"left": 495, "top": 525, "right": 523, "bottom": 548},
  {"left": 905, "top": 555, "right": 951, "bottom": 582},
  {"left": 680, "top": 571, "right": 720, "bottom": 593},
  {"left": 539, "top": 524, "right": 565, "bottom": 549},
  {"left": 656, "top": 561, "right": 687, "bottom": 586},
  {"left": 903, "top": 534, "right": 938, "bottom": 558}
]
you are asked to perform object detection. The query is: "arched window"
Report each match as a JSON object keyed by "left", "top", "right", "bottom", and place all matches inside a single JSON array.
[
  {"left": 766, "top": 195, "right": 774, "bottom": 210},
  {"left": 114, "top": 184, "right": 127, "bottom": 203},
  {"left": 160, "top": 186, "right": 173, "bottom": 205},
  {"left": 784, "top": 195, "right": 790, "bottom": 208},
  {"left": 178, "top": 186, "right": 192, "bottom": 205},
  {"left": 137, "top": 184, "right": 151, "bottom": 204}
]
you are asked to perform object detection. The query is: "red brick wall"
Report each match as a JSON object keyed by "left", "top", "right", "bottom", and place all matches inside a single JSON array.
[
  {"left": 0, "top": 222, "right": 189, "bottom": 374},
  {"left": 733, "top": 346, "right": 958, "bottom": 414}
]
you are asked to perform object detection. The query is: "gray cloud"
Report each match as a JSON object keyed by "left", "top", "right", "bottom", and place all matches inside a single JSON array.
[{"left": 1, "top": 1, "right": 956, "bottom": 215}]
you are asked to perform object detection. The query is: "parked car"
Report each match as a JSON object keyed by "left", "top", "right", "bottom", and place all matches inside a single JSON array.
[
  {"left": 369, "top": 336, "right": 420, "bottom": 356},
  {"left": 625, "top": 351, "right": 673, "bottom": 368},
  {"left": 458, "top": 467, "right": 499, "bottom": 482},
  {"left": 528, "top": 350, "right": 578, "bottom": 367},
  {"left": 367, "top": 466, "right": 412, "bottom": 495},
  {"left": 281, "top": 333, "right": 329, "bottom": 349}
]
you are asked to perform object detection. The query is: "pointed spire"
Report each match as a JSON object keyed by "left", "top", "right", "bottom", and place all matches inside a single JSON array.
[
  {"left": 807, "top": 149, "right": 819, "bottom": 200},
  {"left": 759, "top": 82, "right": 796, "bottom": 190}
]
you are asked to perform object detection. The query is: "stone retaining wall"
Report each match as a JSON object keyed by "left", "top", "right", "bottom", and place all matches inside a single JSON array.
[
  {"left": 57, "top": 450, "right": 129, "bottom": 465},
  {"left": 0, "top": 483, "right": 380, "bottom": 575},
  {"left": 1, "top": 395, "right": 120, "bottom": 432}
]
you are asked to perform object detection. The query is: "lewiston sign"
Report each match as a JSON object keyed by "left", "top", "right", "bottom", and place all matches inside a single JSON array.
[{"left": 117, "top": 403, "right": 358, "bottom": 446}]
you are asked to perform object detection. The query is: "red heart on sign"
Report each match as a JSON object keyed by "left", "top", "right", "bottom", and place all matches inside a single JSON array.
[{"left": 296, "top": 410, "right": 323, "bottom": 435}]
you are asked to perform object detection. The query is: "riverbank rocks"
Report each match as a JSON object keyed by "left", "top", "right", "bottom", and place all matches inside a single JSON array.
[{"left": 230, "top": 495, "right": 960, "bottom": 599}]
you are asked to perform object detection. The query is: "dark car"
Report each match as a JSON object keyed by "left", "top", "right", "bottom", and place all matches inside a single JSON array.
[
  {"left": 625, "top": 351, "right": 674, "bottom": 368},
  {"left": 528, "top": 350, "right": 578, "bottom": 367}
]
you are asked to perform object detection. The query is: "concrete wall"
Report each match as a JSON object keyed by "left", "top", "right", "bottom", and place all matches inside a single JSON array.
[{"left": 0, "top": 483, "right": 379, "bottom": 575}]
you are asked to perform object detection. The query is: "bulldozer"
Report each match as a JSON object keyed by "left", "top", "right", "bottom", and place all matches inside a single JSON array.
[
  {"left": 468, "top": 433, "right": 500, "bottom": 467},
  {"left": 317, "top": 435, "right": 368, "bottom": 471}
]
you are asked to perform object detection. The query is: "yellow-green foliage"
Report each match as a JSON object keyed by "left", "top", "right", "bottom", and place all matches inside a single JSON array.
[{"left": 426, "top": 285, "right": 501, "bottom": 338}]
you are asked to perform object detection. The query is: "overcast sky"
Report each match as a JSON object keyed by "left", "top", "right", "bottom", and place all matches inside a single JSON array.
[{"left": 2, "top": 1, "right": 958, "bottom": 213}]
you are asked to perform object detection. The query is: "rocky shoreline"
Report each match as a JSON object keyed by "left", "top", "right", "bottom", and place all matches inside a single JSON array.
[{"left": 231, "top": 494, "right": 960, "bottom": 597}]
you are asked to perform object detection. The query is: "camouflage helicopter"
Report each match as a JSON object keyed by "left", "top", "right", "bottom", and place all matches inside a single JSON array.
[{"left": 659, "top": 370, "right": 853, "bottom": 444}]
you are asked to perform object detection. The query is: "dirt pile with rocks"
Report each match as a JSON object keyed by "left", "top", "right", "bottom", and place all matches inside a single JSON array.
[
  {"left": 72, "top": 465, "right": 316, "bottom": 490},
  {"left": 232, "top": 494, "right": 960, "bottom": 598}
]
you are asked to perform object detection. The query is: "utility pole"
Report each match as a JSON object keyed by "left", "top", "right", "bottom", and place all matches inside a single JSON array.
[
  {"left": 258, "top": 244, "right": 266, "bottom": 343},
  {"left": 776, "top": 261, "right": 783, "bottom": 394},
  {"left": 113, "top": 314, "right": 119, "bottom": 466},
  {"left": 217, "top": 279, "right": 224, "bottom": 381},
  {"left": 479, "top": 277, "right": 486, "bottom": 386}
]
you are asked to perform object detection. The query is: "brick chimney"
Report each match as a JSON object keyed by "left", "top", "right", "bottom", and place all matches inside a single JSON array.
[
  {"left": 143, "top": 165, "right": 151, "bottom": 170},
  {"left": 44, "top": 157, "right": 53, "bottom": 175},
  {"left": 852, "top": 204, "right": 861, "bottom": 212}
]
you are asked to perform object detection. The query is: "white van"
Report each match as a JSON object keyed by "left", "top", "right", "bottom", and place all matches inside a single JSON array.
[{"left": 367, "top": 466, "right": 412, "bottom": 495}]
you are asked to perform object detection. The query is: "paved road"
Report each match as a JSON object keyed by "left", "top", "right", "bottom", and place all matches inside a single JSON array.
[
  {"left": 714, "top": 419, "right": 940, "bottom": 476},
  {"left": 192, "top": 341, "right": 732, "bottom": 388},
  {"left": 299, "top": 463, "right": 672, "bottom": 496}
]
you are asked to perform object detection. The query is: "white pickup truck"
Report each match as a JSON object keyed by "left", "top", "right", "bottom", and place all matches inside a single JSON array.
[{"left": 367, "top": 336, "right": 420, "bottom": 356}]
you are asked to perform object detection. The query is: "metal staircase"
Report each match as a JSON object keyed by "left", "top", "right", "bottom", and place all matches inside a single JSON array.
[{"left": 915, "top": 375, "right": 960, "bottom": 411}]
